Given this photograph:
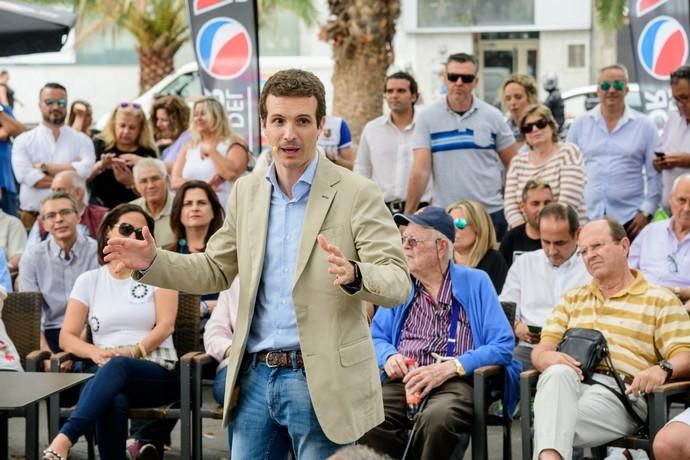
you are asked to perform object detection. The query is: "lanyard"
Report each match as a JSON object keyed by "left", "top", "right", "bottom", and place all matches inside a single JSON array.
[{"left": 446, "top": 297, "right": 462, "bottom": 357}]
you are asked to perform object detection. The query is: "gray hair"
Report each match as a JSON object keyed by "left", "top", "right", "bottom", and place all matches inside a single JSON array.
[
  {"left": 672, "top": 173, "right": 690, "bottom": 194},
  {"left": 431, "top": 228, "right": 454, "bottom": 262},
  {"left": 133, "top": 158, "right": 167, "bottom": 182},
  {"left": 599, "top": 64, "right": 629, "bottom": 81},
  {"left": 40, "top": 191, "right": 79, "bottom": 214},
  {"left": 54, "top": 170, "right": 86, "bottom": 191}
]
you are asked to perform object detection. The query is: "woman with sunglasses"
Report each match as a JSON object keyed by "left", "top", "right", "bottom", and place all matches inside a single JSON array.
[
  {"left": 68, "top": 100, "right": 94, "bottom": 137},
  {"left": 172, "top": 97, "right": 250, "bottom": 210},
  {"left": 42, "top": 204, "right": 179, "bottom": 460},
  {"left": 89, "top": 102, "right": 159, "bottom": 209},
  {"left": 166, "top": 180, "right": 224, "bottom": 335},
  {"left": 151, "top": 95, "right": 192, "bottom": 174},
  {"left": 446, "top": 200, "right": 508, "bottom": 293},
  {"left": 503, "top": 104, "right": 587, "bottom": 229},
  {"left": 501, "top": 74, "right": 539, "bottom": 152}
]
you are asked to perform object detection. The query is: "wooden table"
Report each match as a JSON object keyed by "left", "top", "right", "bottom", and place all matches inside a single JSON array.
[{"left": 0, "top": 372, "right": 92, "bottom": 460}]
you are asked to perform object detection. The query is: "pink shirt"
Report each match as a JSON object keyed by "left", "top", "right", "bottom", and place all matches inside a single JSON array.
[{"left": 203, "top": 278, "right": 239, "bottom": 371}]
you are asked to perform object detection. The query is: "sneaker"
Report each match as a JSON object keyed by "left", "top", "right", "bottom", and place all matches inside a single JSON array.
[{"left": 126, "top": 441, "right": 159, "bottom": 460}]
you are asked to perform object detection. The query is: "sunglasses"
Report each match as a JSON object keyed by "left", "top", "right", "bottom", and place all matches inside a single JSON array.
[
  {"left": 119, "top": 102, "right": 142, "bottom": 110},
  {"left": 599, "top": 80, "right": 625, "bottom": 91},
  {"left": 115, "top": 223, "right": 144, "bottom": 240},
  {"left": 520, "top": 118, "right": 549, "bottom": 134},
  {"left": 446, "top": 73, "right": 476, "bottom": 84},
  {"left": 44, "top": 98, "right": 67, "bottom": 108}
]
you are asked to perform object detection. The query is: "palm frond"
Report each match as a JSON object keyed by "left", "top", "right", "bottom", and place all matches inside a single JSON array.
[{"left": 595, "top": 0, "right": 626, "bottom": 30}]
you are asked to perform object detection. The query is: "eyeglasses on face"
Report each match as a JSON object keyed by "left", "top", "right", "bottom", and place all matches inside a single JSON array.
[
  {"left": 401, "top": 235, "right": 439, "bottom": 248},
  {"left": 599, "top": 80, "right": 625, "bottom": 91},
  {"left": 119, "top": 102, "right": 142, "bottom": 111},
  {"left": 446, "top": 73, "right": 476, "bottom": 84},
  {"left": 115, "top": 223, "right": 144, "bottom": 240},
  {"left": 521, "top": 118, "right": 549, "bottom": 134},
  {"left": 578, "top": 240, "right": 617, "bottom": 258},
  {"left": 44, "top": 98, "right": 67, "bottom": 108},
  {"left": 43, "top": 208, "right": 76, "bottom": 221}
]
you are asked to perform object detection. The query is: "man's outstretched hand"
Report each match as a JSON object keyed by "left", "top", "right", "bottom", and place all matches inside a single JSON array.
[
  {"left": 317, "top": 234, "right": 355, "bottom": 286},
  {"left": 103, "top": 226, "right": 157, "bottom": 272}
]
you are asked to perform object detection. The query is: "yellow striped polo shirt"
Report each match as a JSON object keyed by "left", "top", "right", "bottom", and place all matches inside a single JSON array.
[{"left": 541, "top": 270, "right": 690, "bottom": 379}]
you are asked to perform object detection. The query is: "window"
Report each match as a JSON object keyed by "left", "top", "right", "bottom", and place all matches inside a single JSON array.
[
  {"left": 418, "top": 0, "right": 533, "bottom": 28},
  {"left": 568, "top": 44, "right": 586, "bottom": 68}
]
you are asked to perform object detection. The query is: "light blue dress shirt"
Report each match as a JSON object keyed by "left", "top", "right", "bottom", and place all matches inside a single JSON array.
[
  {"left": 0, "top": 247, "right": 12, "bottom": 294},
  {"left": 246, "top": 154, "right": 319, "bottom": 353},
  {"left": 629, "top": 218, "right": 690, "bottom": 288},
  {"left": 567, "top": 105, "right": 660, "bottom": 223}
]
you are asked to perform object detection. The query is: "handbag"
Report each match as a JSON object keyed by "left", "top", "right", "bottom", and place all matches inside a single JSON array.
[{"left": 557, "top": 328, "right": 646, "bottom": 431}]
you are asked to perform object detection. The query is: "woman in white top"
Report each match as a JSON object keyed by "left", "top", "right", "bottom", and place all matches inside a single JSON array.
[
  {"left": 172, "top": 97, "right": 249, "bottom": 209},
  {"left": 503, "top": 104, "right": 587, "bottom": 228},
  {"left": 43, "top": 204, "right": 178, "bottom": 460}
]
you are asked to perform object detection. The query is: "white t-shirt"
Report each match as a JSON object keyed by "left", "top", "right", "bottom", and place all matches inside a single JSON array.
[{"left": 70, "top": 266, "right": 174, "bottom": 350}]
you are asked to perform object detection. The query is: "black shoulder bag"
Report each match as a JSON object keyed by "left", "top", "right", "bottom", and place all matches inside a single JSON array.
[{"left": 557, "top": 328, "right": 646, "bottom": 431}]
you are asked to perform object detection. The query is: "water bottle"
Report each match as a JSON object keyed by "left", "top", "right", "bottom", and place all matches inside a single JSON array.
[{"left": 404, "top": 357, "right": 421, "bottom": 420}]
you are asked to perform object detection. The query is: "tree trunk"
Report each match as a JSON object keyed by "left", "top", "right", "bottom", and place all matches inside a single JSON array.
[
  {"left": 138, "top": 48, "right": 175, "bottom": 94},
  {"left": 331, "top": 43, "right": 390, "bottom": 145}
]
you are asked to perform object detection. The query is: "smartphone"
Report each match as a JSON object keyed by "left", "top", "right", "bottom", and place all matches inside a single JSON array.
[
  {"left": 527, "top": 325, "right": 542, "bottom": 334},
  {"left": 655, "top": 151, "right": 666, "bottom": 159}
]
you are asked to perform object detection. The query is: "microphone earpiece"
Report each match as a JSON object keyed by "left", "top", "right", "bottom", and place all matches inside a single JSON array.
[{"left": 454, "top": 218, "right": 467, "bottom": 230}]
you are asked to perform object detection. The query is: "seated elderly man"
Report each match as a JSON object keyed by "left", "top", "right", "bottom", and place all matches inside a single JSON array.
[
  {"left": 26, "top": 170, "right": 107, "bottom": 247},
  {"left": 130, "top": 158, "right": 174, "bottom": 247},
  {"left": 531, "top": 218, "right": 690, "bottom": 460},
  {"left": 500, "top": 203, "right": 590, "bottom": 371},
  {"left": 629, "top": 173, "right": 690, "bottom": 310},
  {"left": 359, "top": 206, "right": 519, "bottom": 460}
]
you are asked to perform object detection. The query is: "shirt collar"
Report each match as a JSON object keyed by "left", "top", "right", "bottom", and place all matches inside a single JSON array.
[
  {"left": 384, "top": 111, "right": 416, "bottom": 131},
  {"left": 414, "top": 266, "right": 453, "bottom": 306},
  {"left": 444, "top": 95, "right": 478, "bottom": 118},
  {"left": 264, "top": 151, "right": 319, "bottom": 198},
  {"left": 590, "top": 104, "right": 636, "bottom": 124},
  {"left": 586, "top": 269, "right": 648, "bottom": 300},
  {"left": 47, "top": 233, "right": 88, "bottom": 261},
  {"left": 38, "top": 123, "right": 67, "bottom": 136}
]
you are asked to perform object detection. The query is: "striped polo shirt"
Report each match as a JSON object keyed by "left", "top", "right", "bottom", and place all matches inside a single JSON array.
[
  {"left": 411, "top": 96, "right": 515, "bottom": 212},
  {"left": 541, "top": 270, "right": 690, "bottom": 379}
]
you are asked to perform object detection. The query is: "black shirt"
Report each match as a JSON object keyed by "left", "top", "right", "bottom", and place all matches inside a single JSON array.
[
  {"left": 499, "top": 224, "right": 542, "bottom": 267},
  {"left": 90, "top": 138, "right": 157, "bottom": 209},
  {"left": 476, "top": 249, "right": 508, "bottom": 294}
]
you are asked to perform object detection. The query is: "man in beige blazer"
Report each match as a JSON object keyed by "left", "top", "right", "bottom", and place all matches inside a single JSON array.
[{"left": 105, "top": 69, "right": 410, "bottom": 459}]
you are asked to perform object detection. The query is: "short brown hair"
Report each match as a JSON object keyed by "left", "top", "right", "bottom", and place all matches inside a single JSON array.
[
  {"left": 260, "top": 69, "right": 326, "bottom": 123},
  {"left": 519, "top": 104, "right": 560, "bottom": 143},
  {"left": 538, "top": 203, "right": 579, "bottom": 237},
  {"left": 151, "top": 95, "right": 190, "bottom": 141},
  {"left": 521, "top": 179, "right": 552, "bottom": 202},
  {"left": 41, "top": 191, "right": 79, "bottom": 216},
  {"left": 602, "top": 217, "right": 627, "bottom": 242}
]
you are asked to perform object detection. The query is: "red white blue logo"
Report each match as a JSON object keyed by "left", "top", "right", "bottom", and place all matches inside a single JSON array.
[
  {"left": 637, "top": 16, "right": 688, "bottom": 80},
  {"left": 192, "top": 0, "right": 236, "bottom": 15},
  {"left": 196, "top": 17, "right": 252, "bottom": 80},
  {"left": 635, "top": 0, "right": 669, "bottom": 17}
]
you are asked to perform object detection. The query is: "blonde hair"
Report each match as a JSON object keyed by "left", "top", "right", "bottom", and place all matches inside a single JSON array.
[
  {"left": 501, "top": 74, "right": 539, "bottom": 111},
  {"left": 98, "top": 103, "right": 158, "bottom": 153},
  {"left": 446, "top": 200, "right": 496, "bottom": 268},
  {"left": 190, "top": 96, "right": 233, "bottom": 146}
]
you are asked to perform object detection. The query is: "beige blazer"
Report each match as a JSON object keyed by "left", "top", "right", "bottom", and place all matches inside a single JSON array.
[{"left": 139, "top": 154, "right": 410, "bottom": 443}]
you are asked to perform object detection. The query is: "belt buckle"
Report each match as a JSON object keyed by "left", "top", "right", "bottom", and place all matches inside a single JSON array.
[
  {"left": 389, "top": 200, "right": 404, "bottom": 213},
  {"left": 264, "top": 351, "right": 279, "bottom": 368}
]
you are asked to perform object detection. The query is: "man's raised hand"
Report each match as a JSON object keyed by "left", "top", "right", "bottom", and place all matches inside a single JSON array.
[{"left": 103, "top": 226, "right": 157, "bottom": 272}]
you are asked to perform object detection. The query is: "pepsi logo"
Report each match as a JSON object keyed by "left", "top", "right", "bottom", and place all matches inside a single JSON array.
[
  {"left": 637, "top": 15, "right": 688, "bottom": 80},
  {"left": 635, "top": 0, "right": 669, "bottom": 17},
  {"left": 193, "top": 0, "right": 236, "bottom": 15},
  {"left": 196, "top": 17, "right": 252, "bottom": 80}
]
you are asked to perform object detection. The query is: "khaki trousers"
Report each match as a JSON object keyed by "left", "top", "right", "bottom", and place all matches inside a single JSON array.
[{"left": 533, "top": 364, "right": 647, "bottom": 460}]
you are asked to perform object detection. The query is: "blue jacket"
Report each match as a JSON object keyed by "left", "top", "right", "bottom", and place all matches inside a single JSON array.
[{"left": 371, "top": 263, "right": 520, "bottom": 416}]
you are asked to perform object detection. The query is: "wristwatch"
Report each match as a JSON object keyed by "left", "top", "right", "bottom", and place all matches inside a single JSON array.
[
  {"left": 39, "top": 163, "right": 48, "bottom": 174},
  {"left": 454, "top": 359, "right": 465, "bottom": 377},
  {"left": 659, "top": 360, "right": 673, "bottom": 382}
]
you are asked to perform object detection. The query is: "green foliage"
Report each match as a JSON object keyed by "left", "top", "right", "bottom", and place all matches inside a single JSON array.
[{"left": 595, "top": 0, "right": 626, "bottom": 31}]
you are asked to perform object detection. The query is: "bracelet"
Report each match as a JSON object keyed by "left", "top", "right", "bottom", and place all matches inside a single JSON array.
[
  {"left": 129, "top": 345, "right": 140, "bottom": 359},
  {"left": 137, "top": 343, "right": 147, "bottom": 358}
]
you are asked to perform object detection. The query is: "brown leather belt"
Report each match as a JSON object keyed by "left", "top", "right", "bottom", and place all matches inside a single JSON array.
[
  {"left": 599, "top": 370, "right": 634, "bottom": 386},
  {"left": 254, "top": 351, "right": 304, "bottom": 369}
]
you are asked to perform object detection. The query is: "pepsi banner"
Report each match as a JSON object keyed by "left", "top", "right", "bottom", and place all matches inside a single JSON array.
[
  {"left": 629, "top": 0, "right": 690, "bottom": 125},
  {"left": 186, "top": 0, "right": 261, "bottom": 153}
]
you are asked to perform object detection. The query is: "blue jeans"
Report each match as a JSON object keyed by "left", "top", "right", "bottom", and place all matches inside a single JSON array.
[
  {"left": 213, "top": 366, "right": 232, "bottom": 449},
  {"left": 60, "top": 356, "right": 179, "bottom": 460},
  {"left": 0, "top": 188, "right": 18, "bottom": 217},
  {"left": 490, "top": 209, "right": 508, "bottom": 241},
  {"left": 230, "top": 357, "right": 345, "bottom": 460}
]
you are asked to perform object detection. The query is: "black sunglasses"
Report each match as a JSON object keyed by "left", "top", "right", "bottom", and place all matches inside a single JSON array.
[
  {"left": 520, "top": 118, "right": 549, "bottom": 134},
  {"left": 446, "top": 73, "right": 476, "bottom": 84},
  {"left": 116, "top": 223, "right": 144, "bottom": 240}
]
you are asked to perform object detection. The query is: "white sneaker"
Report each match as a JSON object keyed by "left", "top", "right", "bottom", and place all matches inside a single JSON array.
[{"left": 605, "top": 447, "right": 649, "bottom": 460}]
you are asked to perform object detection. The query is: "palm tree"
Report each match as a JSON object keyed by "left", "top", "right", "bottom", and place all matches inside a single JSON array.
[
  {"left": 595, "top": 0, "right": 626, "bottom": 30},
  {"left": 320, "top": 0, "right": 401, "bottom": 143}
]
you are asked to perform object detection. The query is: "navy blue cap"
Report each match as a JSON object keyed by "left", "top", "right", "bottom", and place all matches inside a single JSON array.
[{"left": 393, "top": 206, "right": 455, "bottom": 243}]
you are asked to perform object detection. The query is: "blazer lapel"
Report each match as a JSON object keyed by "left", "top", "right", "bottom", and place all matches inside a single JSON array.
[
  {"left": 293, "top": 157, "right": 339, "bottom": 285},
  {"left": 248, "top": 176, "right": 272, "bottom": 284}
]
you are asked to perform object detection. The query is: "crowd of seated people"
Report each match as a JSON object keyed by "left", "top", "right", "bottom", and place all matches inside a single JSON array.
[{"left": 1, "top": 56, "right": 690, "bottom": 460}]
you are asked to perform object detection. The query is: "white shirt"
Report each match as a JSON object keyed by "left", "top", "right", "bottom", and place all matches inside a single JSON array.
[
  {"left": 499, "top": 249, "right": 591, "bottom": 345},
  {"left": 659, "top": 111, "right": 690, "bottom": 208},
  {"left": 12, "top": 124, "right": 95, "bottom": 211},
  {"left": 354, "top": 112, "right": 432, "bottom": 203}
]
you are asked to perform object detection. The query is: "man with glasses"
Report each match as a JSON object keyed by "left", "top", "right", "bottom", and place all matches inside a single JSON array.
[
  {"left": 629, "top": 174, "right": 690, "bottom": 310},
  {"left": 11, "top": 83, "right": 95, "bottom": 230},
  {"left": 17, "top": 191, "right": 98, "bottom": 369},
  {"left": 405, "top": 52, "right": 518, "bottom": 240},
  {"left": 653, "top": 65, "right": 690, "bottom": 210},
  {"left": 360, "top": 206, "right": 518, "bottom": 459},
  {"left": 567, "top": 64, "right": 660, "bottom": 240},
  {"left": 355, "top": 71, "right": 432, "bottom": 214},
  {"left": 530, "top": 218, "right": 690, "bottom": 460},
  {"left": 130, "top": 158, "right": 174, "bottom": 247}
]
